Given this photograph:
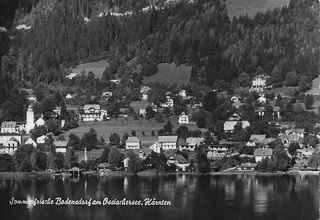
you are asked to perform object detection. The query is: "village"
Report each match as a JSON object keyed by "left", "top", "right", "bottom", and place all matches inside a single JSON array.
[{"left": 0, "top": 72, "right": 319, "bottom": 175}]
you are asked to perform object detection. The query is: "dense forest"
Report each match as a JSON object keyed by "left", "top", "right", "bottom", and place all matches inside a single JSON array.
[{"left": 1, "top": 0, "right": 320, "bottom": 120}]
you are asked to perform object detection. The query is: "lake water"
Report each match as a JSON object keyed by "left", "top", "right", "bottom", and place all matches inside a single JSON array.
[{"left": 0, "top": 174, "right": 319, "bottom": 220}]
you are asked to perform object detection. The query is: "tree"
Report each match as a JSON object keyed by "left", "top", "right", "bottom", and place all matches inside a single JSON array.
[
  {"left": 284, "top": 71, "right": 299, "bottom": 86},
  {"left": 237, "top": 72, "right": 251, "bottom": 87},
  {"left": 68, "top": 133, "right": 80, "bottom": 150},
  {"left": 196, "top": 151, "right": 210, "bottom": 173},
  {"left": 267, "top": 65, "right": 282, "bottom": 88},
  {"left": 108, "top": 146, "right": 124, "bottom": 170},
  {"left": 36, "top": 151, "right": 48, "bottom": 171},
  {"left": 155, "top": 112, "right": 165, "bottom": 122},
  {"left": 203, "top": 91, "right": 218, "bottom": 113},
  {"left": 151, "top": 130, "right": 155, "bottom": 136},
  {"left": 80, "top": 128, "right": 98, "bottom": 150},
  {"left": 232, "top": 122, "right": 249, "bottom": 142},
  {"left": 60, "top": 100, "right": 68, "bottom": 120},
  {"left": 131, "top": 130, "right": 136, "bottom": 136},
  {"left": 273, "top": 142, "right": 290, "bottom": 171},
  {"left": 145, "top": 106, "right": 156, "bottom": 119},
  {"left": 31, "top": 125, "right": 47, "bottom": 140},
  {"left": 308, "top": 149, "right": 320, "bottom": 170},
  {"left": 162, "top": 107, "right": 171, "bottom": 117},
  {"left": 121, "top": 133, "right": 129, "bottom": 146},
  {"left": 287, "top": 143, "right": 299, "bottom": 156},
  {"left": 127, "top": 150, "right": 142, "bottom": 173},
  {"left": 109, "top": 133, "right": 120, "bottom": 147},
  {"left": 0, "top": 154, "right": 15, "bottom": 172},
  {"left": 305, "top": 94, "right": 314, "bottom": 109},
  {"left": 100, "top": 147, "right": 110, "bottom": 163},
  {"left": 55, "top": 152, "right": 65, "bottom": 170},
  {"left": 175, "top": 126, "right": 190, "bottom": 140},
  {"left": 164, "top": 120, "right": 173, "bottom": 134},
  {"left": 14, "top": 144, "right": 34, "bottom": 171}
]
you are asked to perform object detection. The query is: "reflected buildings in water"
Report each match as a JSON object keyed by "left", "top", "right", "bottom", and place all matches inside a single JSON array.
[{"left": 0, "top": 174, "right": 319, "bottom": 220}]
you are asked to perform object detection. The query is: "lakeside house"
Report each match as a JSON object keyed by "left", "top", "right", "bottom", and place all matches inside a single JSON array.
[
  {"left": 167, "top": 154, "right": 190, "bottom": 171},
  {"left": 254, "top": 148, "right": 273, "bottom": 163},
  {"left": 1, "top": 122, "right": 18, "bottom": 133},
  {"left": 0, "top": 133, "right": 23, "bottom": 155}
]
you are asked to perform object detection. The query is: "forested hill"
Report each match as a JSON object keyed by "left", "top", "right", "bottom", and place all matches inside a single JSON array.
[{"left": 2, "top": 0, "right": 320, "bottom": 90}]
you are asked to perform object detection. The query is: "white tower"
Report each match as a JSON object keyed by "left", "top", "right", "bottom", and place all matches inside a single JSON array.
[{"left": 26, "top": 105, "right": 34, "bottom": 133}]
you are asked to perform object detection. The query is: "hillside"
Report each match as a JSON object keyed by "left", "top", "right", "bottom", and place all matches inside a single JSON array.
[
  {"left": 72, "top": 60, "right": 109, "bottom": 79},
  {"left": 225, "top": 0, "right": 290, "bottom": 18},
  {"left": 143, "top": 63, "right": 191, "bottom": 85}
]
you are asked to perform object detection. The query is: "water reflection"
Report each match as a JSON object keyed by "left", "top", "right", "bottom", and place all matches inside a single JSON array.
[{"left": 0, "top": 174, "right": 319, "bottom": 220}]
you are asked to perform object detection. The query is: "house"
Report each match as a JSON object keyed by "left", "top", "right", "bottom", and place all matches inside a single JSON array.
[
  {"left": 256, "top": 107, "right": 265, "bottom": 116},
  {"left": 101, "top": 91, "right": 113, "bottom": 100},
  {"left": 177, "top": 112, "right": 190, "bottom": 124},
  {"left": 246, "top": 135, "right": 267, "bottom": 147},
  {"left": 237, "top": 163, "right": 257, "bottom": 171},
  {"left": 66, "top": 72, "right": 79, "bottom": 79},
  {"left": 231, "top": 95, "right": 241, "bottom": 103},
  {"left": 138, "top": 104, "right": 158, "bottom": 117},
  {"left": 126, "top": 137, "right": 141, "bottom": 149},
  {"left": 150, "top": 142, "right": 162, "bottom": 153},
  {"left": 140, "top": 86, "right": 151, "bottom": 100},
  {"left": 207, "top": 145, "right": 229, "bottom": 158},
  {"left": 224, "top": 121, "right": 250, "bottom": 133},
  {"left": 186, "top": 137, "right": 204, "bottom": 148},
  {"left": 35, "top": 116, "right": 45, "bottom": 127},
  {"left": 273, "top": 106, "right": 281, "bottom": 118},
  {"left": 257, "top": 95, "right": 267, "bottom": 104},
  {"left": 1, "top": 121, "right": 18, "bottom": 133},
  {"left": 36, "top": 135, "right": 48, "bottom": 144},
  {"left": 160, "top": 96, "right": 174, "bottom": 108},
  {"left": 250, "top": 74, "right": 270, "bottom": 92},
  {"left": 167, "top": 154, "right": 190, "bottom": 171},
  {"left": 110, "top": 79, "right": 121, "bottom": 84},
  {"left": 179, "top": 90, "right": 187, "bottom": 98},
  {"left": 24, "top": 137, "right": 37, "bottom": 147},
  {"left": 97, "top": 163, "right": 110, "bottom": 171},
  {"left": 254, "top": 148, "right": 273, "bottom": 163},
  {"left": 292, "top": 129, "right": 305, "bottom": 139},
  {"left": 79, "top": 104, "right": 107, "bottom": 121},
  {"left": 65, "top": 94, "right": 74, "bottom": 99},
  {"left": 158, "top": 136, "right": 178, "bottom": 150},
  {"left": 53, "top": 140, "right": 68, "bottom": 153},
  {"left": 278, "top": 134, "right": 302, "bottom": 148},
  {"left": 0, "top": 133, "right": 22, "bottom": 155},
  {"left": 178, "top": 139, "right": 194, "bottom": 151}
]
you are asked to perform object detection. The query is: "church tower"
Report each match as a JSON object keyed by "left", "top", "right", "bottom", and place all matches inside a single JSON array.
[{"left": 26, "top": 105, "right": 34, "bottom": 133}]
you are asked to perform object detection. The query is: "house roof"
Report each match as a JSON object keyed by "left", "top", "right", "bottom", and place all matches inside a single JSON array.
[
  {"left": 249, "top": 135, "right": 266, "bottom": 144},
  {"left": 126, "top": 136, "right": 140, "bottom": 143},
  {"left": 262, "top": 138, "right": 276, "bottom": 145},
  {"left": 256, "top": 107, "right": 265, "bottom": 112},
  {"left": 293, "top": 128, "right": 305, "bottom": 134},
  {"left": 273, "top": 106, "right": 280, "bottom": 112},
  {"left": 83, "top": 104, "right": 101, "bottom": 110},
  {"left": 186, "top": 137, "right": 204, "bottom": 146},
  {"left": 178, "top": 139, "right": 188, "bottom": 146},
  {"left": 168, "top": 154, "right": 188, "bottom": 164},
  {"left": 53, "top": 140, "right": 68, "bottom": 147},
  {"left": 158, "top": 135, "right": 178, "bottom": 142},
  {"left": 25, "top": 137, "right": 37, "bottom": 145},
  {"left": 1, "top": 121, "right": 16, "bottom": 128},
  {"left": 254, "top": 149, "right": 273, "bottom": 157},
  {"left": 224, "top": 121, "right": 250, "bottom": 131},
  {"left": 68, "top": 167, "right": 82, "bottom": 172}
]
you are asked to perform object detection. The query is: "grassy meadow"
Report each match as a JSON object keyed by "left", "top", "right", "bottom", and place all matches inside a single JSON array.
[
  {"left": 72, "top": 60, "right": 109, "bottom": 78},
  {"left": 63, "top": 116, "right": 206, "bottom": 145},
  {"left": 143, "top": 63, "right": 191, "bottom": 85},
  {"left": 225, "top": 0, "right": 290, "bottom": 19}
]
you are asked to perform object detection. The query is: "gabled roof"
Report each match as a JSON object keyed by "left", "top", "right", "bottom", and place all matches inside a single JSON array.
[
  {"left": 249, "top": 135, "right": 266, "bottom": 144},
  {"left": 83, "top": 104, "right": 101, "bottom": 110},
  {"left": 158, "top": 135, "right": 178, "bottom": 142},
  {"left": 1, "top": 121, "right": 16, "bottom": 128},
  {"left": 168, "top": 154, "right": 188, "bottom": 164},
  {"left": 126, "top": 136, "right": 140, "bottom": 143},
  {"left": 254, "top": 148, "right": 273, "bottom": 157},
  {"left": 186, "top": 137, "right": 204, "bottom": 145},
  {"left": 53, "top": 140, "right": 68, "bottom": 147}
]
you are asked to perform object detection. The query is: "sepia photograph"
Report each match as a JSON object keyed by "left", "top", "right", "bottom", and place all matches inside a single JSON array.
[{"left": 0, "top": 0, "right": 320, "bottom": 219}]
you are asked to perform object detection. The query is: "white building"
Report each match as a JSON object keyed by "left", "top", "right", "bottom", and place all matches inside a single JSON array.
[
  {"left": 158, "top": 136, "right": 178, "bottom": 150},
  {"left": 26, "top": 105, "right": 35, "bottom": 133},
  {"left": 79, "top": 104, "right": 108, "bottom": 121},
  {"left": 125, "top": 137, "right": 141, "bottom": 149},
  {"left": 150, "top": 142, "right": 162, "bottom": 153},
  {"left": 250, "top": 75, "right": 270, "bottom": 92},
  {"left": 177, "top": 112, "right": 190, "bottom": 124},
  {"left": 1, "top": 121, "right": 18, "bottom": 133},
  {"left": 37, "top": 135, "right": 48, "bottom": 144},
  {"left": 53, "top": 140, "right": 68, "bottom": 153}
]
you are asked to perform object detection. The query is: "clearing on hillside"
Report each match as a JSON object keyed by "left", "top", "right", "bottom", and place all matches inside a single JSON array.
[
  {"left": 72, "top": 60, "right": 109, "bottom": 78},
  {"left": 225, "top": 0, "right": 290, "bottom": 19},
  {"left": 306, "top": 75, "right": 320, "bottom": 95},
  {"left": 142, "top": 63, "right": 191, "bottom": 85}
]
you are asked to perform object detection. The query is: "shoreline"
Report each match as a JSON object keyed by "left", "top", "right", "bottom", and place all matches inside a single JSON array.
[{"left": 0, "top": 170, "right": 318, "bottom": 179}]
